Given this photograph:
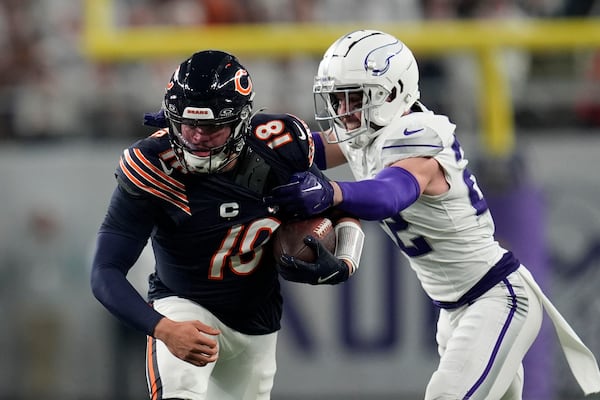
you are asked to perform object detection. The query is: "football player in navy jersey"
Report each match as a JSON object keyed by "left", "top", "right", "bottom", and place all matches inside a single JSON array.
[
  {"left": 90, "top": 50, "right": 365, "bottom": 400},
  {"left": 266, "top": 30, "right": 600, "bottom": 399}
]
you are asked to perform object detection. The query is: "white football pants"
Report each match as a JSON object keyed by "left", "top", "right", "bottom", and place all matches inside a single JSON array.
[
  {"left": 425, "top": 268, "right": 543, "bottom": 400},
  {"left": 146, "top": 296, "right": 278, "bottom": 400}
]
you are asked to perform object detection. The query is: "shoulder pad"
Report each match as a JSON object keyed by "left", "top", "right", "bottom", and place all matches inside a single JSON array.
[
  {"left": 116, "top": 132, "right": 191, "bottom": 215},
  {"left": 379, "top": 113, "right": 454, "bottom": 166},
  {"left": 247, "top": 113, "right": 314, "bottom": 171}
]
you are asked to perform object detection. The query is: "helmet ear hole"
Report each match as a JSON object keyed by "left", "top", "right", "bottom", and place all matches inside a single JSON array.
[
  {"left": 387, "top": 87, "right": 397, "bottom": 103},
  {"left": 240, "top": 105, "right": 251, "bottom": 121}
]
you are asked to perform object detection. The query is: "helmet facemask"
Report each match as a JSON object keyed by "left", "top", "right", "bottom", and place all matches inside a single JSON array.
[
  {"left": 166, "top": 104, "right": 251, "bottom": 174},
  {"left": 314, "top": 80, "right": 391, "bottom": 148}
]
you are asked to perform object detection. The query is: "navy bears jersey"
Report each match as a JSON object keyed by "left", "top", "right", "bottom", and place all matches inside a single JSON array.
[{"left": 97, "top": 113, "right": 318, "bottom": 335}]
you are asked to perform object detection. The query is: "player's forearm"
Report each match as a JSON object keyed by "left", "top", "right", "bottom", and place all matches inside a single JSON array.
[
  {"left": 330, "top": 181, "right": 344, "bottom": 207},
  {"left": 311, "top": 131, "right": 348, "bottom": 169},
  {"left": 91, "top": 265, "right": 164, "bottom": 335},
  {"left": 332, "top": 166, "right": 421, "bottom": 220},
  {"left": 91, "top": 231, "right": 164, "bottom": 336}
]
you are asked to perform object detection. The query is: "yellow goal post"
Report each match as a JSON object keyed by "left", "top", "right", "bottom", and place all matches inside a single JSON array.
[{"left": 82, "top": 0, "right": 600, "bottom": 157}]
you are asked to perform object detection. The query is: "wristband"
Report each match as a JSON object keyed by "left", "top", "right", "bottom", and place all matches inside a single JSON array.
[{"left": 334, "top": 221, "right": 365, "bottom": 275}]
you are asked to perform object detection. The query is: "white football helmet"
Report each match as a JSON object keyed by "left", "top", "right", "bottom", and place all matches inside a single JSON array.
[{"left": 313, "top": 30, "right": 420, "bottom": 148}]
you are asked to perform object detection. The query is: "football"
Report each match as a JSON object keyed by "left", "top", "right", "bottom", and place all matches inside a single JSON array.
[{"left": 272, "top": 217, "right": 336, "bottom": 263}]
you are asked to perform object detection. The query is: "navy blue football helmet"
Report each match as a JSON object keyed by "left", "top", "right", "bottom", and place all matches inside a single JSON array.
[{"left": 163, "top": 50, "right": 254, "bottom": 173}]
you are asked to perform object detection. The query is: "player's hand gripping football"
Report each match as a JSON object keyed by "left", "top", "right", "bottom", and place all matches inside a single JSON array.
[
  {"left": 278, "top": 235, "right": 349, "bottom": 285},
  {"left": 265, "top": 171, "right": 334, "bottom": 218}
]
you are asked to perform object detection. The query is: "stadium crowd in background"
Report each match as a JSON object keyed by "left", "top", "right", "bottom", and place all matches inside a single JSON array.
[{"left": 0, "top": 0, "right": 598, "bottom": 141}]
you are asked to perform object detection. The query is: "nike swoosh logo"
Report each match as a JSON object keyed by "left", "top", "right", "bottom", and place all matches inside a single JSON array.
[
  {"left": 317, "top": 270, "right": 339, "bottom": 284},
  {"left": 403, "top": 128, "right": 424, "bottom": 136},
  {"left": 302, "top": 182, "right": 323, "bottom": 193},
  {"left": 159, "top": 158, "right": 174, "bottom": 175}
]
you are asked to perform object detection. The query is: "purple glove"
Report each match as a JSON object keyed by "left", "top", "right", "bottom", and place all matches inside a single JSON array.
[{"left": 265, "top": 171, "right": 334, "bottom": 218}]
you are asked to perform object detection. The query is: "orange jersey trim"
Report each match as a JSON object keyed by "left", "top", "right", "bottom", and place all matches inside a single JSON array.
[{"left": 120, "top": 149, "right": 191, "bottom": 215}]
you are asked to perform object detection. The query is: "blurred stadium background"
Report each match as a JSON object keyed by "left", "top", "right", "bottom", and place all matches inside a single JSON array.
[{"left": 1, "top": 0, "right": 599, "bottom": 399}]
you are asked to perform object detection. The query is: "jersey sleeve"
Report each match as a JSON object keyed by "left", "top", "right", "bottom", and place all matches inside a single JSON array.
[
  {"left": 92, "top": 151, "right": 166, "bottom": 336},
  {"left": 379, "top": 113, "right": 455, "bottom": 167},
  {"left": 248, "top": 113, "right": 315, "bottom": 172},
  {"left": 91, "top": 186, "right": 164, "bottom": 336}
]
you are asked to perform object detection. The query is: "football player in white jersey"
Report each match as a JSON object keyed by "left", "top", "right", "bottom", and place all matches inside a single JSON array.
[{"left": 266, "top": 30, "right": 600, "bottom": 399}]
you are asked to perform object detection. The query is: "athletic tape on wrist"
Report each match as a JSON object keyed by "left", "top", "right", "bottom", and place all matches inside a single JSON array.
[{"left": 334, "top": 221, "right": 365, "bottom": 275}]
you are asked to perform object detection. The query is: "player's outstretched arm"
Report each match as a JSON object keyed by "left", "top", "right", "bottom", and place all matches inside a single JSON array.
[{"left": 265, "top": 165, "right": 424, "bottom": 221}]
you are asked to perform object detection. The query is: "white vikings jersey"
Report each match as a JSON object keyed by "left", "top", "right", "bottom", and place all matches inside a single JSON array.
[{"left": 340, "top": 107, "right": 507, "bottom": 302}]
